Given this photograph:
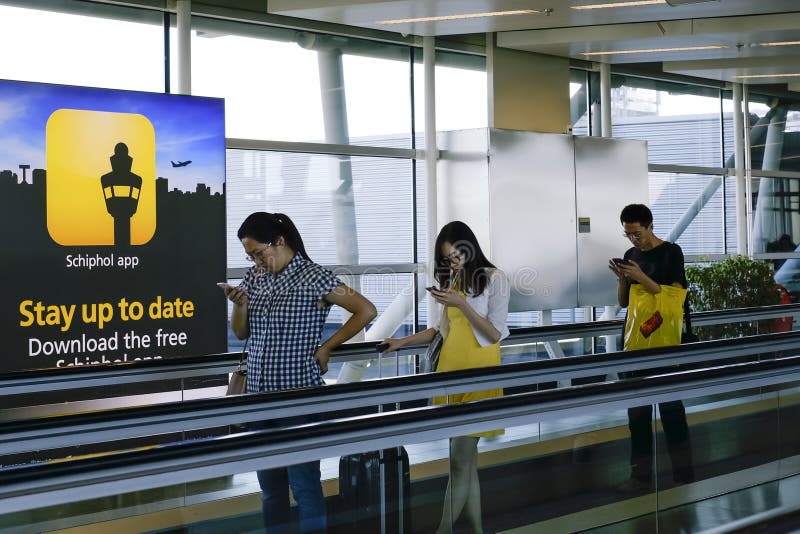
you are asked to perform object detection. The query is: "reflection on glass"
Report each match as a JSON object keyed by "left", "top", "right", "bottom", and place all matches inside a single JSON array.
[
  {"left": 654, "top": 388, "right": 781, "bottom": 532},
  {"left": 748, "top": 96, "right": 800, "bottom": 163},
  {"left": 778, "top": 381, "right": 800, "bottom": 479},
  {"left": 753, "top": 176, "right": 800, "bottom": 255},
  {"left": 435, "top": 407, "right": 657, "bottom": 532}
]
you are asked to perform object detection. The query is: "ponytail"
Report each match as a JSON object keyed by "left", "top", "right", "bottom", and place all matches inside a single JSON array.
[{"left": 273, "top": 213, "right": 310, "bottom": 261}]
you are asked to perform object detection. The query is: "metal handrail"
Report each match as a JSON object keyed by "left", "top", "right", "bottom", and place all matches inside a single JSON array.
[
  {"left": 2, "top": 329, "right": 799, "bottom": 455},
  {"left": 2, "top": 354, "right": 800, "bottom": 515},
  {"left": 3, "top": 303, "right": 798, "bottom": 396},
  {"left": 698, "top": 501, "right": 800, "bottom": 533}
]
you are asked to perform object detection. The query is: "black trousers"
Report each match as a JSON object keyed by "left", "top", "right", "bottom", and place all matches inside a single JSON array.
[{"left": 628, "top": 400, "right": 695, "bottom": 483}]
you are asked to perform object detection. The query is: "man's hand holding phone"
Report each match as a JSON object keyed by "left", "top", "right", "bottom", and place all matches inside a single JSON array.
[
  {"left": 609, "top": 257, "right": 644, "bottom": 283},
  {"left": 609, "top": 258, "right": 630, "bottom": 281},
  {"left": 217, "top": 282, "right": 248, "bottom": 306}
]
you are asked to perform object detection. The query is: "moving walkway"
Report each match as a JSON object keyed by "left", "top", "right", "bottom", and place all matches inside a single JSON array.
[{"left": 3, "top": 317, "right": 800, "bottom": 532}]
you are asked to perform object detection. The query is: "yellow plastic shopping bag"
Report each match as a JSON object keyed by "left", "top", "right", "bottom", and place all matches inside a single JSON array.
[{"left": 624, "top": 284, "right": 687, "bottom": 350}]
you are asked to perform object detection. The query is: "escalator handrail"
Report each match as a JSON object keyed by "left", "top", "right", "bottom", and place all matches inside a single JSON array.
[
  {"left": 2, "top": 353, "right": 800, "bottom": 514},
  {"left": 393, "top": 302, "right": 800, "bottom": 355},
  {"left": 2, "top": 329, "right": 800, "bottom": 455},
  {"left": 697, "top": 501, "right": 800, "bottom": 533},
  {"left": 3, "top": 302, "right": 799, "bottom": 394}
]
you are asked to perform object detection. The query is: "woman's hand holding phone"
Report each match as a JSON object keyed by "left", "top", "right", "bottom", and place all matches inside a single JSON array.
[
  {"left": 428, "top": 287, "right": 466, "bottom": 309},
  {"left": 217, "top": 282, "right": 248, "bottom": 306}
]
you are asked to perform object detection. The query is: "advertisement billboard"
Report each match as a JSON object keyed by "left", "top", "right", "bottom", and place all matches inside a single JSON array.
[{"left": 0, "top": 79, "right": 227, "bottom": 372}]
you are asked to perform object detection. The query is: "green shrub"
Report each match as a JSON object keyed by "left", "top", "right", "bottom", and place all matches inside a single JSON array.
[{"left": 686, "top": 255, "right": 779, "bottom": 340}]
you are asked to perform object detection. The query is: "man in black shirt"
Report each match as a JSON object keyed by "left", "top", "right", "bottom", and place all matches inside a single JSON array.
[{"left": 609, "top": 204, "right": 695, "bottom": 492}]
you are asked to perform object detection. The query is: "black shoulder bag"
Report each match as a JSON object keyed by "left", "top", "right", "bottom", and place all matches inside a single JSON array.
[{"left": 681, "top": 297, "right": 699, "bottom": 344}]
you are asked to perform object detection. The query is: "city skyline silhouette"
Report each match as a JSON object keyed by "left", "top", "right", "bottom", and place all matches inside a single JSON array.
[{"left": 0, "top": 162, "right": 227, "bottom": 374}]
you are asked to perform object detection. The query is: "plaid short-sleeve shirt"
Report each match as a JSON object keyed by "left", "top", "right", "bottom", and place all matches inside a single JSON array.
[{"left": 242, "top": 254, "right": 342, "bottom": 392}]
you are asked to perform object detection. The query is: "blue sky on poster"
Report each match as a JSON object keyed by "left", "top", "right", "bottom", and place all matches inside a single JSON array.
[{"left": 0, "top": 80, "right": 226, "bottom": 194}]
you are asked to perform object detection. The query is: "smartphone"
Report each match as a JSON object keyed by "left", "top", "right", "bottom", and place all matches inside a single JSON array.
[
  {"left": 376, "top": 342, "right": 390, "bottom": 352},
  {"left": 612, "top": 258, "right": 629, "bottom": 266},
  {"left": 217, "top": 282, "right": 244, "bottom": 293},
  {"left": 426, "top": 286, "right": 442, "bottom": 292}
]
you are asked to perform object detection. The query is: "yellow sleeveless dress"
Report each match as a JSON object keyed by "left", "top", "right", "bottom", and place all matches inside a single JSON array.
[{"left": 432, "top": 291, "right": 504, "bottom": 439}]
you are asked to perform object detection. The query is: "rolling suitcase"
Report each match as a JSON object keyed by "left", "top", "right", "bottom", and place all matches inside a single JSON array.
[{"left": 338, "top": 446, "right": 411, "bottom": 533}]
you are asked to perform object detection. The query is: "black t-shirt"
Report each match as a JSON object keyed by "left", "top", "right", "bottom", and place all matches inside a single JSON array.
[{"left": 623, "top": 241, "right": 686, "bottom": 289}]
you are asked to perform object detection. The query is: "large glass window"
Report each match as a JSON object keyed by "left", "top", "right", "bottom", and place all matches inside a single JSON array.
[
  {"left": 721, "top": 90, "right": 737, "bottom": 167},
  {"left": 226, "top": 150, "right": 414, "bottom": 268},
  {"left": 413, "top": 50, "right": 487, "bottom": 142},
  {"left": 744, "top": 94, "right": 800, "bottom": 174},
  {"left": 752, "top": 175, "right": 800, "bottom": 256},
  {"left": 179, "top": 18, "right": 413, "bottom": 148},
  {"left": 570, "top": 69, "right": 590, "bottom": 136},
  {"left": 0, "top": 2, "right": 164, "bottom": 91},
  {"left": 611, "top": 76, "right": 722, "bottom": 167},
  {"left": 649, "top": 172, "right": 726, "bottom": 256},
  {"left": 724, "top": 175, "right": 740, "bottom": 254}
]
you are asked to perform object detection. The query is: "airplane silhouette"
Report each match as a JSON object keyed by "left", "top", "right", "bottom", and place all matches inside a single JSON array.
[{"left": 171, "top": 160, "right": 192, "bottom": 167}]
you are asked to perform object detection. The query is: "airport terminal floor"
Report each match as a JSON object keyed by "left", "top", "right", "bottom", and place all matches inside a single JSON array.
[{"left": 3, "top": 305, "right": 800, "bottom": 534}]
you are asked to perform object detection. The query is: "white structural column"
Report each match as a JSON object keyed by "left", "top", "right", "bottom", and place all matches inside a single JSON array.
[
  {"left": 424, "top": 36, "right": 438, "bottom": 326},
  {"left": 316, "top": 49, "right": 361, "bottom": 268},
  {"left": 733, "top": 83, "right": 747, "bottom": 255},
  {"left": 600, "top": 63, "right": 612, "bottom": 138},
  {"left": 743, "top": 85, "right": 754, "bottom": 256},
  {"left": 598, "top": 61, "right": 619, "bottom": 354},
  {"left": 176, "top": 0, "right": 191, "bottom": 95}
]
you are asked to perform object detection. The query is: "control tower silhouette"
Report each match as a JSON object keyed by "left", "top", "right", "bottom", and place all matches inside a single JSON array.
[{"left": 100, "top": 143, "right": 143, "bottom": 246}]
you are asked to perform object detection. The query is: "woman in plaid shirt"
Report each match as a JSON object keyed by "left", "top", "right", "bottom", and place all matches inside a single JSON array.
[{"left": 220, "top": 212, "right": 376, "bottom": 534}]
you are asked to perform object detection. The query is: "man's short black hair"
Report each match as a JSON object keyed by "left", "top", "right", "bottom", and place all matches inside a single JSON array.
[{"left": 620, "top": 204, "right": 653, "bottom": 227}]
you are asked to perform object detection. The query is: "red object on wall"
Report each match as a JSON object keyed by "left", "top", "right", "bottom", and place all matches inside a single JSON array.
[{"left": 771, "top": 284, "right": 794, "bottom": 333}]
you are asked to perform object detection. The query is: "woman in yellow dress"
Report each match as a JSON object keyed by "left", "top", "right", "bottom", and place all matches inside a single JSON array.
[{"left": 381, "top": 221, "right": 510, "bottom": 534}]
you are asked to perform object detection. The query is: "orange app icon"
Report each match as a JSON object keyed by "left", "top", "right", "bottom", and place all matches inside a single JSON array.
[{"left": 46, "top": 109, "right": 156, "bottom": 246}]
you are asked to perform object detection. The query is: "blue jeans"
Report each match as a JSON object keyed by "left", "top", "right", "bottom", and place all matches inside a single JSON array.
[
  {"left": 257, "top": 461, "right": 327, "bottom": 533},
  {"left": 249, "top": 410, "right": 327, "bottom": 533}
]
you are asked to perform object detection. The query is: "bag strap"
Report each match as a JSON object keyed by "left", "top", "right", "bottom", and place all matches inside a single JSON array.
[{"left": 683, "top": 294, "right": 694, "bottom": 334}]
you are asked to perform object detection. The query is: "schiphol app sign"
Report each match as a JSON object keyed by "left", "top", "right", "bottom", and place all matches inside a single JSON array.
[{"left": 0, "top": 79, "right": 227, "bottom": 372}]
